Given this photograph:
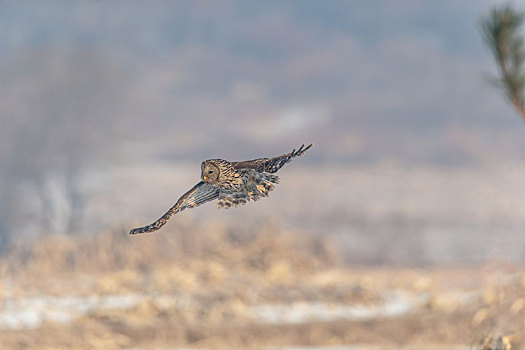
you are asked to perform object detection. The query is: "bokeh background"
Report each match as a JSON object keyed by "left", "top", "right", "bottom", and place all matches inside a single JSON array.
[{"left": 1, "top": 1, "right": 525, "bottom": 349}]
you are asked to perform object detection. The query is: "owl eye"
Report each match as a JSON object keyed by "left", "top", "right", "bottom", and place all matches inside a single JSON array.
[{"left": 208, "top": 170, "right": 214, "bottom": 174}]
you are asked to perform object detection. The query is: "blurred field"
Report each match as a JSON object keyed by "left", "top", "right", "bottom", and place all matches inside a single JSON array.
[{"left": 0, "top": 221, "right": 524, "bottom": 349}]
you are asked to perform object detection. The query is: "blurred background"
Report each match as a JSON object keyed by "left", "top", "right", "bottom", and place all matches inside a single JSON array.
[{"left": 1, "top": 1, "right": 525, "bottom": 349}]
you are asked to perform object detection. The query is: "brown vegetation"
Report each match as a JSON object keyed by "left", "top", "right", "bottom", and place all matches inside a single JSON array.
[{"left": 0, "top": 222, "right": 525, "bottom": 349}]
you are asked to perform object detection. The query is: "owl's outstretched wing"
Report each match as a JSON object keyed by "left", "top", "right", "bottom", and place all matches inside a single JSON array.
[
  {"left": 129, "top": 182, "right": 219, "bottom": 234},
  {"left": 231, "top": 143, "right": 313, "bottom": 174}
]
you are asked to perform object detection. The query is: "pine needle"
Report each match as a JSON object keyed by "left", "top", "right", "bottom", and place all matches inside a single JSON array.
[{"left": 480, "top": 4, "right": 525, "bottom": 120}]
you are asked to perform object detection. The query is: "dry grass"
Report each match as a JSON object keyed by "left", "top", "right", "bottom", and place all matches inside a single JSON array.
[
  {"left": 2, "top": 219, "right": 340, "bottom": 287},
  {"left": 0, "top": 221, "right": 525, "bottom": 349}
]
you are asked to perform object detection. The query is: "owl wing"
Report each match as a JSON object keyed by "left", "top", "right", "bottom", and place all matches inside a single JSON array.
[
  {"left": 231, "top": 143, "right": 313, "bottom": 174},
  {"left": 129, "top": 181, "right": 219, "bottom": 234}
]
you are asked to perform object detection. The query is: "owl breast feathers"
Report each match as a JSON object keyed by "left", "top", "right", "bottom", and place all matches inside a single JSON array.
[{"left": 129, "top": 143, "right": 313, "bottom": 234}]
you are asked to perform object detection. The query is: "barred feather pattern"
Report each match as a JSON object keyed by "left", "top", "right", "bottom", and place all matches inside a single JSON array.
[
  {"left": 129, "top": 182, "right": 219, "bottom": 234},
  {"left": 129, "top": 144, "right": 311, "bottom": 235},
  {"left": 231, "top": 143, "right": 313, "bottom": 174},
  {"left": 217, "top": 170, "right": 279, "bottom": 209}
]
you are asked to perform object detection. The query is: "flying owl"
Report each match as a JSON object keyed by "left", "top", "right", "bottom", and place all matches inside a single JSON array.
[{"left": 129, "top": 143, "right": 313, "bottom": 235}]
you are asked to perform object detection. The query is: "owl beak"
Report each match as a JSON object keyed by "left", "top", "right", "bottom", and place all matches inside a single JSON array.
[{"left": 203, "top": 175, "right": 207, "bottom": 181}]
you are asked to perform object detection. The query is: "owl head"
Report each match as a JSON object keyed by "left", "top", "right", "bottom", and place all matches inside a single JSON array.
[{"left": 201, "top": 160, "right": 222, "bottom": 185}]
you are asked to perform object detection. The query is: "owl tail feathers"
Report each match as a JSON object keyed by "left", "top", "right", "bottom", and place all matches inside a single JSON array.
[
  {"left": 217, "top": 173, "right": 279, "bottom": 209},
  {"left": 129, "top": 206, "right": 179, "bottom": 234},
  {"left": 252, "top": 173, "right": 278, "bottom": 197},
  {"left": 217, "top": 191, "right": 248, "bottom": 208}
]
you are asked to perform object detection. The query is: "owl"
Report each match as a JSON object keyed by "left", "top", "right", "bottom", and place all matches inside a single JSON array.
[{"left": 129, "top": 143, "right": 313, "bottom": 234}]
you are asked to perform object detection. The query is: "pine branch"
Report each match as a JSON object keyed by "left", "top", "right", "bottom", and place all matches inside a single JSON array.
[{"left": 480, "top": 4, "right": 525, "bottom": 121}]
